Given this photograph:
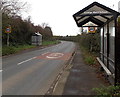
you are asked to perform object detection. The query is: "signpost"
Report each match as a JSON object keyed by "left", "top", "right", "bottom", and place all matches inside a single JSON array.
[{"left": 5, "top": 25, "right": 11, "bottom": 46}]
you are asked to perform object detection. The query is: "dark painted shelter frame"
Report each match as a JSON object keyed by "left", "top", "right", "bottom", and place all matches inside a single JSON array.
[{"left": 73, "top": 2, "right": 120, "bottom": 85}]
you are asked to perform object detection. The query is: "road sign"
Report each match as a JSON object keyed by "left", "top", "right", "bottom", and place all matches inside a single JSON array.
[
  {"left": 88, "top": 27, "right": 96, "bottom": 33},
  {"left": 5, "top": 25, "right": 11, "bottom": 46},
  {"left": 5, "top": 26, "right": 11, "bottom": 33}
]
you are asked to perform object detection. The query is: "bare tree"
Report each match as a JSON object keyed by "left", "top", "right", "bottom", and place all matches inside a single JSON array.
[
  {"left": 0, "top": 0, "right": 28, "bottom": 15},
  {"left": 41, "top": 22, "right": 49, "bottom": 29}
]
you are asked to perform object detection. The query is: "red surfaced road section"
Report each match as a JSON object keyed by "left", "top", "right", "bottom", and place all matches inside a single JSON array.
[{"left": 36, "top": 52, "right": 72, "bottom": 60}]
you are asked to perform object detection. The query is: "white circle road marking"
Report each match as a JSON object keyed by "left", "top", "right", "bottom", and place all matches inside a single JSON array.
[{"left": 46, "top": 53, "right": 64, "bottom": 59}]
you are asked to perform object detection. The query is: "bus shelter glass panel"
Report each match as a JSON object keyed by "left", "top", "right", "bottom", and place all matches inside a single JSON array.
[
  {"left": 109, "top": 20, "right": 115, "bottom": 73},
  {"left": 104, "top": 24, "right": 107, "bottom": 66},
  {"left": 100, "top": 28, "right": 103, "bottom": 61}
]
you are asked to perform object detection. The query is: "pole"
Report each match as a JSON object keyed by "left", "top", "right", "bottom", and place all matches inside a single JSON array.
[{"left": 7, "top": 33, "right": 9, "bottom": 46}]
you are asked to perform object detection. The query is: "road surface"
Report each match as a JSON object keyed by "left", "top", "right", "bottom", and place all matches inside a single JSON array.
[{"left": 2, "top": 41, "right": 75, "bottom": 95}]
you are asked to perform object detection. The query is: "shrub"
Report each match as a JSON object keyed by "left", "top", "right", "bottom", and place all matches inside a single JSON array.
[
  {"left": 2, "top": 46, "right": 16, "bottom": 56},
  {"left": 2, "top": 45, "right": 35, "bottom": 56},
  {"left": 84, "top": 56, "right": 96, "bottom": 65},
  {"left": 79, "top": 33, "right": 100, "bottom": 53},
  {"left": 93, "top": 85, "right": 120, "bottom": 97}
]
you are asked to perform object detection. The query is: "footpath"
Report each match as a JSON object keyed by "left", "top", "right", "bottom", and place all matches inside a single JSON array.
[{"left": 52, "top": 44, "right": 108, "bottom": 95}]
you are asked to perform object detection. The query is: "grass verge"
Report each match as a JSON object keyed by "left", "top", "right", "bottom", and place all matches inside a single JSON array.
[
  {"left": 2, "top": 40, "right": 60, "bottom": 56},
  {"left": 79, "top": 45, "right": 98, "bottom": 67},
  {"left": 2, "top": 45, "right": 36, "bottom": 56},
  {"left": 42, "top": 40, "right": 60, "bottom": 46},
  {"left": 79, "top": 44, "right": 120, "bottom": 96}
]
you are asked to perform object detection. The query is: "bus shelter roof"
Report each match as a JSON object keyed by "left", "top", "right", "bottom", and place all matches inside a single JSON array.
[{"left": 73, "top": 2, "right": 120, "bottom": 27}]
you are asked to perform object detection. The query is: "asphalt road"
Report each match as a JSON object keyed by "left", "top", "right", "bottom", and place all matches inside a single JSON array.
[{"left": 2, "top": 41, "right": 75, "bottom": 95}]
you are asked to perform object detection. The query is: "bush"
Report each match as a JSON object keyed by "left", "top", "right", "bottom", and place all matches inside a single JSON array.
[
  {"left": 84, "top": 56, "right": 95, "bottom": 65},
  {"left": 79, "top": 33, "right": 100, "bottom": 53},
  {"left": 2, "top": 46, "right": 16, "bottom": 56},
  {"left": 2, "top": 45, "right": 36, "bottom": 56},
  {"left": 93, "top": 85, "right": 120, "bottom": 97},
  {"left": 80, "top": 45, "right": 97, "bottom": 66}
]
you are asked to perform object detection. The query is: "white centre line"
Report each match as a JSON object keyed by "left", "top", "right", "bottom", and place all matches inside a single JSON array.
[{"left": 17, "top": 57, "right": 36, "bottom": 65}]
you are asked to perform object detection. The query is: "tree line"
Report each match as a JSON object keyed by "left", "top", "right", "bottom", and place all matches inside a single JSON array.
[{"left": 1, "top": 0, "right": 53, "bottom": 46}]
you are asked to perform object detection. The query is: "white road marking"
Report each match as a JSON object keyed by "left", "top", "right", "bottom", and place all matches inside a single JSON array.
[
  {"left": 41, "top": 52, "right": 49, "bottom": 55},
  {"left": 17, "top": 57, "right": 36, "bottom": 65},
  {"left": 46, "top": 53, "right": 64, "bottom": 59},
  {"left": 0, "top": 70, "right": 3, "bottom": 72}
]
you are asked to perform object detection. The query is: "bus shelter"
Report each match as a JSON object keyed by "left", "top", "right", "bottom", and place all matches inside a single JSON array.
[
  {"left": 73, "top": 2, "right": 120, "bottom": 85},
  {"left": 32, "top": 32, "right": 42, "bottom": 46}
]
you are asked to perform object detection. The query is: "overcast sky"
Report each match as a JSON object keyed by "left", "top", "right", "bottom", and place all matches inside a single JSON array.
[{"left": 21, "top": 0, "right": 120, "bottom": 36}]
